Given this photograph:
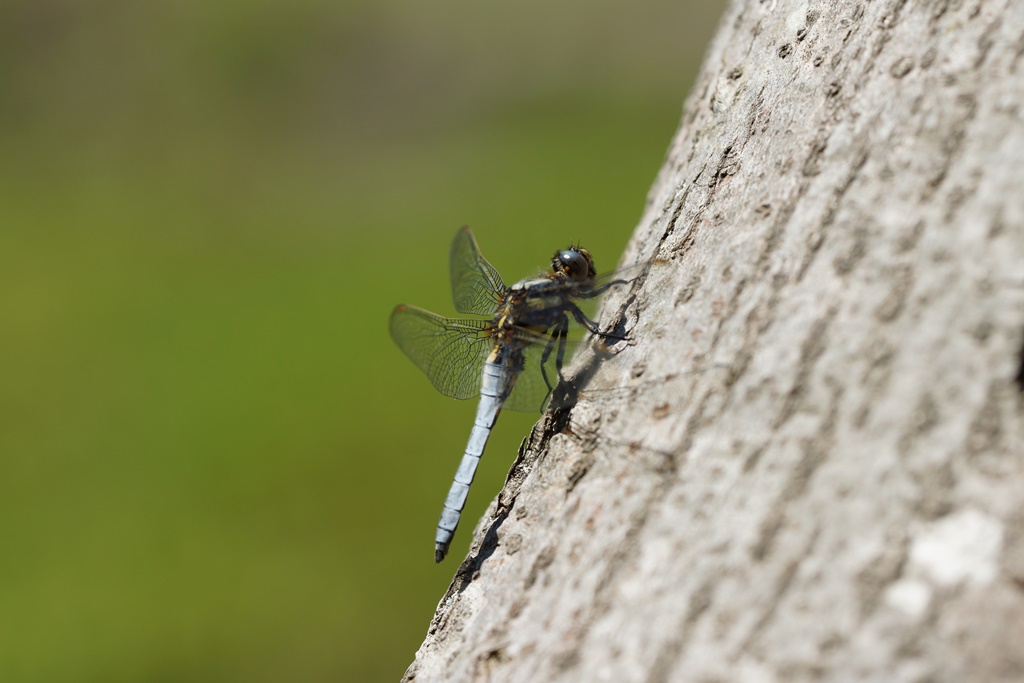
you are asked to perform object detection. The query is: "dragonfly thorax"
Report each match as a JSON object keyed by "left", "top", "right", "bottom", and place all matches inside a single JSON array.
[
  {"left": 498, "top": 277, "right": 587, "bottom": 334},
  {"left": 490, "top": 288, "right": 550, "bottom": 346}
]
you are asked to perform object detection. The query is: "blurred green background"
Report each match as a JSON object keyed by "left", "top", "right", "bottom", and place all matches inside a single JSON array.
[{"left": 0, "top": 1, "right": 724, "bottom": 680}]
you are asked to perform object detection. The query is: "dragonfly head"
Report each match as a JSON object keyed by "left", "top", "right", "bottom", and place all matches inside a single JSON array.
[{"left": 552, "top": 246, "right": 596, "bottom": 282}]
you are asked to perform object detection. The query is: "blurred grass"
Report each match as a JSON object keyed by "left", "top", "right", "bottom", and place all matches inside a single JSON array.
[{"left": 0, "top": 0, "right": 724, "bottom": 680}]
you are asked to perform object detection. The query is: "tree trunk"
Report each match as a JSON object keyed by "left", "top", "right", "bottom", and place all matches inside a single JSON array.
[{"left": 404, "top": 0, "right": 1024, "bottom": 681}]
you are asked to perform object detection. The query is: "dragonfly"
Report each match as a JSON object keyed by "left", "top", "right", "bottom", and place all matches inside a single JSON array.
[{"left": 390, "top": 227, "right": 628, "bottom": 563}]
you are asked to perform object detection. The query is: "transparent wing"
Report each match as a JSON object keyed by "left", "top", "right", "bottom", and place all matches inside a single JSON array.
[
  {"left": 568, "top": 255, "right": 666, "bottom": 328},
  {"left": 450, "top": 227, "right": 506, "bottom": 316},
  {"left": 500, "top": 328, "right": 590, "bottom": 413},
  {"left": 503, "top": 337, "right": 559, "bottom": 413},
  {"left": 390, "top": 304, "right": 492, "bottom": 400}
]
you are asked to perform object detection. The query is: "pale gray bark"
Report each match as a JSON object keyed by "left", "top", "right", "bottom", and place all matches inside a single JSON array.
[{"left": 404, "top": 1, "right": 1024, "bottom": 681}]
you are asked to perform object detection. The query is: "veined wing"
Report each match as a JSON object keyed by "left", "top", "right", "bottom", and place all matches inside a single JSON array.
[
  {"left": 499, "top": 327, "right": 586, "bottom": 413},
  {"left": 390, "top": 304, "right": 492, "bottom": 400},
  {"left": 450, "top": 227, "right": 505, "bottom": 316},
  {"left": 562, "top": 254, "right": 665, "bottom": 325},
  {"left": 503, "top": 336, "right": 558, "bottom": 412}
]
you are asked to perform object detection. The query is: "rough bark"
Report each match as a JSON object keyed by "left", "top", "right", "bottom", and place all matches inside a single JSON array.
[{"left": 404, "top": 1, "right": 1024, "bottom": 681}]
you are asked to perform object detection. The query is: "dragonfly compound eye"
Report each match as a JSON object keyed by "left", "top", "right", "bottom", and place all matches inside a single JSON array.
[{"left": 555, "top": 249, "right": 595, "bottom": 280}]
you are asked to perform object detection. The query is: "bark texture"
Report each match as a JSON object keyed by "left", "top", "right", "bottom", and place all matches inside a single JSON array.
[{"left": 405, "top": 1, "right": 1024, "bottom": 681}]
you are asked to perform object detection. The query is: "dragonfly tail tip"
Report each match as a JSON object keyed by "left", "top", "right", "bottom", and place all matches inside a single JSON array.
[{"left": 434, "top": 544, "right": 448, "bottom": 563}]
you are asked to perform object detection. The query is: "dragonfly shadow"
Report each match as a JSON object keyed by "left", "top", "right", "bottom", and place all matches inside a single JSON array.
[{"left": 451, "top": 511, "right": 509, "bottom": 591}]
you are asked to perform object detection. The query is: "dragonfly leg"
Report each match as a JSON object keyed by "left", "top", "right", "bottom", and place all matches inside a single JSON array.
[
  {"left": 579, "top": 278, "right": 630, "bottom": 299},
  {"left": 539, "top": 316, "right": 570, "bottom": 395},
  {"left": 566, "top": 303, "right": 628, "bottom": 342},
  {"left": 554, "top": 317, "right": 570, "bottom": 378}
]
